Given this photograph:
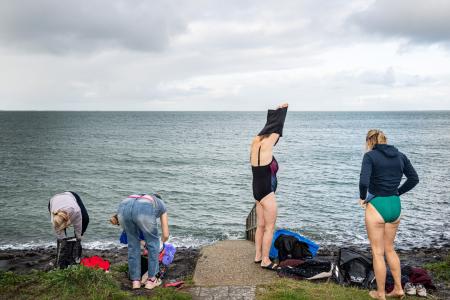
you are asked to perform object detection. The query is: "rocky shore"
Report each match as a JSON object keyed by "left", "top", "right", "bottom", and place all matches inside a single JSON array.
[
  {"left": 0, "top": 243, "right": 448, "bottom": 298},
  {"left": 0, "top": 243, "right": 448, "bottom": 276},
  {"left": 0, "top": 246, "right": 200, "bottom": 282}
]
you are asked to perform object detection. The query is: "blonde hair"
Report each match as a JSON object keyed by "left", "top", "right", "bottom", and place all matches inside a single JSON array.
[
  {"left": 366, "top": 129, "right": 387, "bottom": 150},
  {"left": 52, "top": 210, "right": 70, "bottom": 231}
]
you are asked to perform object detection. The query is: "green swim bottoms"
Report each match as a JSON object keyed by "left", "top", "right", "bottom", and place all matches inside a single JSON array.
[{"left": 369, "top": 195, "right": 401, "bottom": 223}]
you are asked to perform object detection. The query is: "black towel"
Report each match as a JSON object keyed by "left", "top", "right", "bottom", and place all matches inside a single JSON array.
[{"left": 258, "top": 107, "right": 288, "bottom": 137}]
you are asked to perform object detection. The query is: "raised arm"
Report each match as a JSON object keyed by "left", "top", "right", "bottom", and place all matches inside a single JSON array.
[
  {"left": 266, "top": 133, "right": 281, "bottom": 147},
  {"left": 160, "top": 212, "right": 169, "bottom": 243}
]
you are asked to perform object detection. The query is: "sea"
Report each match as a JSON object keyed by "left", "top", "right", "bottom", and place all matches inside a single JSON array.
[{"left": 0, "top": 111, "right": 449, "bottom": 250}]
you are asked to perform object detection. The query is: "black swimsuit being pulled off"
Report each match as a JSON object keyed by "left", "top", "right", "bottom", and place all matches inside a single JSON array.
[{"left": 252, "top": 107, "right": 287, "bottom": 201}]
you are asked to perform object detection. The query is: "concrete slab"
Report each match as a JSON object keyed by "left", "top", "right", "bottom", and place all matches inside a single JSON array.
[{"left": 193, "top": 240, "right": 277, "bottom": 286}]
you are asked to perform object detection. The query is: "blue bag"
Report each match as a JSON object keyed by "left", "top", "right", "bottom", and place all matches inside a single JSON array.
[{"left": 269, "top": 229, "right": 319, "bottom": 259}]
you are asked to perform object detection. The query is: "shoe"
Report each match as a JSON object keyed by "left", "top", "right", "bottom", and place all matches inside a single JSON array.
[
  {"left": 132, "top": 280, "right": 141, "bottom": 289},
  {"left": 144, "top": 278, "right": 162, "bottom": 290},
  {"left": 404, "top": 282, "right": 416, "bottom": 295},
  {"left": 141, "top": 272, "right": 148, "bottom": 284},
  {"left": 416, "top": 284, "right": 427, "bottom": 297}
]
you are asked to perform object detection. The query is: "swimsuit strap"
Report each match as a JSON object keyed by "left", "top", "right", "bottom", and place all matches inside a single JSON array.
[{"left": 258, "top": 146, "right": 261, "bottom": 166}]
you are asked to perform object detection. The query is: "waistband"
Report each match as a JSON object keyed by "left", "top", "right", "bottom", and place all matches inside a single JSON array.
[{"left": 127, "top": 194, "right": 154, "bottom": 201}]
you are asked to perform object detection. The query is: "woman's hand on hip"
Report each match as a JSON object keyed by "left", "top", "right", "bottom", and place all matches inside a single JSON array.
[{"left": 358, "top": 199, "right": 367, "bottom": 209}]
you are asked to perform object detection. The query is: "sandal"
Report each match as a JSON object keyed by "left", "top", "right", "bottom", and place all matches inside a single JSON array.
[
  {"left": 254, "top": 260, "right": 262, "bottom": 264},
  {"left": 261, "top": 262, "right": 279, "bottom": 271}
]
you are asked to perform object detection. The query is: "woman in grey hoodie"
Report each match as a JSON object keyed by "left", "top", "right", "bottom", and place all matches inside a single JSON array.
[{"left": 49, "top": 191, "right": 89, "bottom": 239}]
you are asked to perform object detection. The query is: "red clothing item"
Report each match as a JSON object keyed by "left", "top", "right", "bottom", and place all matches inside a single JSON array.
[{"left": 81, "top": 256, "right": 110, "bottom": 271}]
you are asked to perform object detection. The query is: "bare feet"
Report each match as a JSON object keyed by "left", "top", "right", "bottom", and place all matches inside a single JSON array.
[
  {"left": 369, "top": 291, "right": 386, "bottom": 300},
  {"left": 386, "top": 289, "right": 405, "bottom": 299}
]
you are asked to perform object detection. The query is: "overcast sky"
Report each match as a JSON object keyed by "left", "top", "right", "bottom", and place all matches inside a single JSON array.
[{"left": 0, "top": 0, "right": 449, "bottom": 111}]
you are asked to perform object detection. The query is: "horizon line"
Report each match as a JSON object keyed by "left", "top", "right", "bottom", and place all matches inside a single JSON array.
[{"left": 1, "top": 109, "right": 449, "bottom": 112}]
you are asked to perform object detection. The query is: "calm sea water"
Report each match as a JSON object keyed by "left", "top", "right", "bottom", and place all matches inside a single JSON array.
[{"left": 0, "top": 111, "right": 449, "bottom": 250}]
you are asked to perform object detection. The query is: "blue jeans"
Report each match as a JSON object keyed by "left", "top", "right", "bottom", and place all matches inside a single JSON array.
[{"left": 118, "top": 198, "right": 160, "bottom": 280}]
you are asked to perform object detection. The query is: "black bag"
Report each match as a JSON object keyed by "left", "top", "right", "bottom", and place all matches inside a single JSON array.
[
  {"left": 278, "top": 260, "right": 333, "bottom": 280},
  {"left": 274, "top": 234, "right": 313, "bottom": 261},
  {"left": 332, "top": 248, "right": 376, "bottom": 289},
  {"left": 55, "top": 237, "right": 82, "bottom": 269}
]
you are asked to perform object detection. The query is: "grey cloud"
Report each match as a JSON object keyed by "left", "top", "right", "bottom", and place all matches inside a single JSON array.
[
  {"left": 350, "top": 0, "right": 450, "bottom": 44},
  {"left": 360, "top": 67, "right": 396, "bottom": 86},
  {"left": 334, "top": 67, "right": 436, "bottom": 88},
  {"left": 0, "top": 0, "right": 187, "bottom": 54},
  {"left": 0, "top": 0, "right": 357, "bottom": 55}
]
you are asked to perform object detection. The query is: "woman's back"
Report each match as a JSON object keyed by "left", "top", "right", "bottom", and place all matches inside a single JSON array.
[
  {"left": 250, "top": 135, "right": 276, "bottom": 167},
  {"left": 360, "top": 144, "right": 419, "bottom": 198}
]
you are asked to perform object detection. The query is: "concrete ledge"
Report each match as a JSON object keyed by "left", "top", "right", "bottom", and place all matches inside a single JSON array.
[{"left": 193, "top": 240, "right": 278, "bottom": 286}]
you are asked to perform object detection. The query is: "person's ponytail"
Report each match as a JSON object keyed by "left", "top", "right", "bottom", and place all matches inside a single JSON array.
[{"left": 366, "top": 129, "right": 387, "bottom": 150}]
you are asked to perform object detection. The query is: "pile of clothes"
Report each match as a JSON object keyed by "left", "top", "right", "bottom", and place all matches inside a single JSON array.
[
  {"left": 271, "top": 229, "right": 333, "bottom": 280},
  {"left": 270, "top": 230, "right": 435, "bottom": 298}
]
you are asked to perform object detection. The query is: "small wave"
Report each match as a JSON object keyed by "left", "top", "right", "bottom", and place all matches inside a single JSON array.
[
  {"left": 0, "top": 241, "right": 54, "bottom": 250},
  {"left": 0, "top": 236, "right": 216, "bottom": 251}
]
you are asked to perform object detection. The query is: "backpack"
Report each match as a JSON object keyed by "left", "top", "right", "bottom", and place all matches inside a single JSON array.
[
  {"left": 274, "top": 234, "right": 313, "bottom": 261},
  {"left": 332, "top": 248, "right": 376, "bottom": 289},
  {"left": 55, "top": 237, "right": 82, "bottom": 269},
  {"left": 269, "top": 229, "right": 319, "bottom": 259}
]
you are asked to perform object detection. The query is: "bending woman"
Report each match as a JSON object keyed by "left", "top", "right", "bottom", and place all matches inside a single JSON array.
[
  {"left": 49, "top": 191, "right": 89, "bottom": 240},
  {"left": 359, "top": 130, "right": 419, "bottom": 300},
  {"left": 251, "top": 103, "right": 288, "bottom": 270},
  {"left": 116, "top": 193, "right": 169, "bottom": 290}
]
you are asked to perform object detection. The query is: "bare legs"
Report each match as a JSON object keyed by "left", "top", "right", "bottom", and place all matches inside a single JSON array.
[
  {"left": 365, "top": 204, "right": 403, "bottom": 300},
  {"left": 366, "top": 204, "right": 386, "bottom": 299},
  {"left": 254, "top": 201, "right": 264, "bottom": 262},
  {"left": 254, "top": 193, "right": 277, "bottom": 266},
  {"left": 385, "top": 221, "right": 404, "bottom": 297}
]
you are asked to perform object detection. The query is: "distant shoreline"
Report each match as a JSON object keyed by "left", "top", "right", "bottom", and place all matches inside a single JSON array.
[{"left": 1, "top": 110, "right": 450, "bottom": 112}]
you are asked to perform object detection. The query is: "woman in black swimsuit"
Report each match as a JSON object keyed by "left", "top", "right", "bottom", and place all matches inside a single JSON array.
[{"left": 250, "top": 103, "right": 288, "bottom": 270}]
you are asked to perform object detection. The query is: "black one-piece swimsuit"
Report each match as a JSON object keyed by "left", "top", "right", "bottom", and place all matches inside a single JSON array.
[{"left": 252, "top": 146, "right": 279, "bottom": 201}]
